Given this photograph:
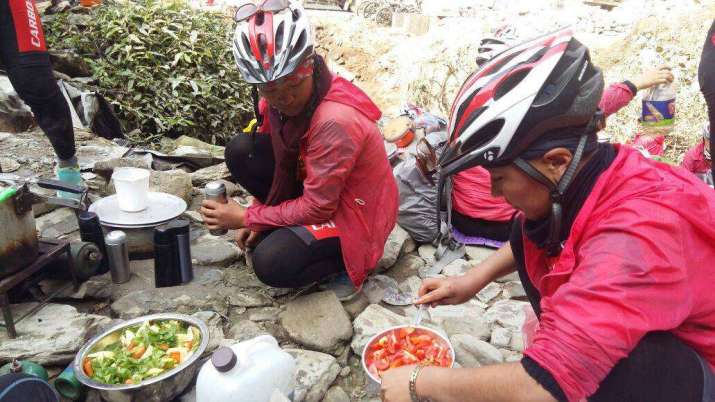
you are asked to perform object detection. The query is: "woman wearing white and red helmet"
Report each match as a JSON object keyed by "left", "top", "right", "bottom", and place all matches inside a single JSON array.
[
  {"left": 380, "top": 29, "right": 715, "bottom": 402},
  {"left": 200, "top": 0, "right": 398, "bottom": 298}
]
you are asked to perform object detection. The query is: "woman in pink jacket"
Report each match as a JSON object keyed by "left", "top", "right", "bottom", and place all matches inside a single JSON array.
[
  {"left": 200, "top": 1, "right": 398, "bottom": 298},
  {"left": 380, "top": 29, "right": 715, "bottom": 402}
]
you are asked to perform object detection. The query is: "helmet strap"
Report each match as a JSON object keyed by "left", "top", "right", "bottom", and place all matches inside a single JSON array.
[
  {"left": 513, "top": 134, "right": 589, "bottom": 256},
  {"left": 249, "top": 85, "right": 264, "bottom": 159}
]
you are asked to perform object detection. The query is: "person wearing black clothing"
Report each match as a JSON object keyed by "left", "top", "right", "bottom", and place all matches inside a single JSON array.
[
  {"left": 699, "top": 19, "right": 715, "bottom": 178},
  {"left": 0, "top": 0, "right": 80, "bottom": 191}
]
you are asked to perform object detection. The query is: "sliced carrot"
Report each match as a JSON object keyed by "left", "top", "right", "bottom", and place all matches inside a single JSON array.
[
  {"left": 125, "top": 379, "right": 133, "bottom": 384},
  {"left": 169, "top": 351, "right": 181, "bottom": 364},
  {"left": 83, "top": 358, "right": 94, "bottom": 377},
  {"left": 184, "top": 341, "right": 193, "bottom": 350},
  {"left": 131, "top": 345, "right": 146, "bottom": 359},
  {"left": 158, "top": 343, "right": 169, "bottom": 351}
]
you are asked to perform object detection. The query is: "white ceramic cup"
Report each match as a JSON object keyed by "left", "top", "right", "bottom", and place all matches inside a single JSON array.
[{"left": 112, "top": 167, "right": 151, "bottom": 212}]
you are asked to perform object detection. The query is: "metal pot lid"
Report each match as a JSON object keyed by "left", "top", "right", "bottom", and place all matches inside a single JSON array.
[{"left": 88, "top": 192, "right": 187, "bottom": 227}]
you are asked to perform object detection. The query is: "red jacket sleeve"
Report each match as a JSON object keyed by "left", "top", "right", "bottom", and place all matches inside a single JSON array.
[
  {"left": 244, "top": 120, "right": 358, "bottom": 230},
  {"left": 599, "top": 83, "right": 635, "bottom": 118},
  {"left": 523, "top": 203, "right": 692, "bottom": 401}
]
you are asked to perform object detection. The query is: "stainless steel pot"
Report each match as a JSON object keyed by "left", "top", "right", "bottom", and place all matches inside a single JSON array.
[
  {"left": 0, "top": 185, "right": 38, "bottom": 277},
  {"left": 73, "top": 313, "right": 209, "bottom": 402}
]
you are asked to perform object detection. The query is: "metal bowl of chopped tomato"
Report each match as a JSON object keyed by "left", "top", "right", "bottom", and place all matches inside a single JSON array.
[{"left": 361, "top": 325, "right": 455, "bottom": 383}]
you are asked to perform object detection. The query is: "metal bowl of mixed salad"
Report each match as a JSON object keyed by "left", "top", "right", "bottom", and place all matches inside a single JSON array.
[{"left": 73, "top": 313, "right": 209, "bottom": 402}]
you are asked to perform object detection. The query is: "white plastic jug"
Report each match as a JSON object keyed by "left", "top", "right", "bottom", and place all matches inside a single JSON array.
[{"left": 196, "top": 335, "right": 296, "bottom": 402}]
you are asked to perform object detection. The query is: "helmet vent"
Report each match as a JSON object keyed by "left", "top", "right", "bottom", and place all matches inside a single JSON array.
[
  {"left": 291, "top": 30, "right": 307, "bottom": 58},
  {"left": 241, "top": 33, "right": 251, "bottom": 54},
  {"left": 461, "top": 118, "right": 504, "bottom": 154},
  {"left": 494, "top": 68, "right": 530, "bottom": 100},
  {"left": 275, "top": 21, "right": 285, "bottom": 49}
]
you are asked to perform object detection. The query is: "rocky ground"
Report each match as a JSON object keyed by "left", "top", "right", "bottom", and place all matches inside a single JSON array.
[
  {"left": 1, "top": 1, "right": 713, "bottom": 401},
  {"left": 0, "top": 125, "right": 529, "bottom": 401}
]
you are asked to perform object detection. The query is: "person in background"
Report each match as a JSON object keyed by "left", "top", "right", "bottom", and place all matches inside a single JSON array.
[
  {"left": 380, "top": 29, "right": 715, "bottom": 402},
  {"left": 699, "top": 19, "right": 715, "bottom": 178},
  {"left": 682, "top": 123, "right": 712, "bottom": 184},
  {"left": 0, "top": 0, "right": 82, "bottom": 195},
  {"left": 200, "top": 0, "right": 398, "bottom": 299}
]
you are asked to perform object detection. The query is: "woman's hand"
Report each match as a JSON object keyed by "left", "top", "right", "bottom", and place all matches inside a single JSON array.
[
  {"left": 200, "top": 197, "right": 246, "bottom": 230},
  {"left": 235, "top": 228, "right": 260, "bottom": 250},
  {"left": 416, "top": 276, "right": 477, "bottom": 307},
  {"left": 379, "top": 365, "right": 415, "bottom": 402},
  {"left": 632, "top": 66, "right": 674, "bottom": 91}
]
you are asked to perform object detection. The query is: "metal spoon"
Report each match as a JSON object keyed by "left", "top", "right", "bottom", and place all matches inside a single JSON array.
[{"left": 412, "top": 304, "right": 428, "bottom": 327}]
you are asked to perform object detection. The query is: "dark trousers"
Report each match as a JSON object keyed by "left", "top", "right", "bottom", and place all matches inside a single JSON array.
[
  {"left": 0, "top": 0, "right": 75, "bottom": 161},
  {"left": 225, "top": 133, "right": 345, "bottom": 288},
  {"left": 699, "top": 20, "right": 715, "bottom": 178},
  {"left": 451, "top": 208, "right": 512, "bottom": 241}
]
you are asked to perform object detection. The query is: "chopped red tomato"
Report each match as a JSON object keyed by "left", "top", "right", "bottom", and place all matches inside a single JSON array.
[{"left": 364, "top": 327, "right": 453, "bottom": 379}]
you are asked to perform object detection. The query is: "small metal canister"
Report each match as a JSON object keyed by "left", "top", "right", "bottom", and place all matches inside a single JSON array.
[
  {"left": 204, "top": 181, "right": 228, "bottom": 236},
  {"left": 105, "top": 231, "right": 131, "bottom": 284}
]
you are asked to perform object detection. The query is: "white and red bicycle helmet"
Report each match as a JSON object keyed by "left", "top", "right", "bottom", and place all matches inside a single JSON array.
[
  {"left": 439, "top": 28, "right": 604, "bottom": 176},
  {"left": 232, "top": 0, "right": 314, "bottom": 84},
  {"left": 438, "top": 28, "right": 605, "bottom": 256}
]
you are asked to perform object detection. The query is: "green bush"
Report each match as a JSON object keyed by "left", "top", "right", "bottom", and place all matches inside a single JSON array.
[{"left": 45, "top": 1, "right": 253, "bottom": 145}]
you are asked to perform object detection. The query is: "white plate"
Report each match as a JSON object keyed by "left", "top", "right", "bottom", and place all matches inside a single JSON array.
[{"left": 89, "top": 192, "right": 187, "bottom": 227}]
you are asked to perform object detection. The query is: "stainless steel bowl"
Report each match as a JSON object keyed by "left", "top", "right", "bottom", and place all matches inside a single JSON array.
[
  {"left": 361, "top": 325, "right": 455, "bottom": 385},
  {"left": 73, "top": 313, "right": 209, "bottom": 402}
]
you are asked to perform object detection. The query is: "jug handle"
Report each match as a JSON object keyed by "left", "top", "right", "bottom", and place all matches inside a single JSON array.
[{"left": 236, "top": 335, "right": 279, "bottom": 365}]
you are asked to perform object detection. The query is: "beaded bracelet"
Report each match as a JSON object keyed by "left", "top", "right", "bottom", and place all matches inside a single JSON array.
[{"left": 409, "top": 365, "right": 427, "bottom": 402}]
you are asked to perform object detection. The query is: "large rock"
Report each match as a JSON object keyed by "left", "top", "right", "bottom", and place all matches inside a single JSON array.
[
  {"left": 427, "top": 299, "right": 485, "bottom": 325},
  {"left": 377, "top": 225, "right": 411, "bottom": 270},
  {"left": 39, "top": 274, "right": 113, "bottom": 300},
  {"left": 385, "top": 254, "right": 426, "bottom": 283},
  {"left": 0, "top": 303, "right": 111, "bottom": 365},
  {"left": 350, "top": 304, "right": 410, "bottom": 355},
  {"left": 93, "top": 157, "right": 152, "bottom": 180},
  {"left": 503, "top": 281, "right": 527, "bottom": 299},
  {"left": 191, "top": 239, "right": 241, "bottom": 267},
  {"left": 476, "top": 282, "right": 503, "bottom": 304},
  {"left": 442, "top": 259, "right": 470, "bottom": 277},
  {"left": 228, "top": 319, "right": 270, "bottom": 342},
  {"left": 111, "top": 284, "right": 230, "bottom": 318},
  {"left": 227, "top": 289, "right": 274, "bottom": 308},
  {"left": 323, "top": 386, "right": 351, "bottom": 402},
  {"left": 490, "top": 327, "right": 512, "bottom": 348},
  {"left": 191, "top": 163, "right": 232, "bottom": 187},
  {"left": 483, "top": 300, "right": 530, "bottom": 330},
  {"left": 342, "top": 292, "right": 370, "bottom": 319},
  {"left": 149, "top": 169, "right": 193, "bottom": 203},
  {"left": 418, "top": 244, "right": 437, "bottom": 266},
  {"left": 192, "top": 311, "right": 225, "bottom": 356},
  {"left": 287, "top": 349, "right": 341, "bottom": 402},
  {"left": 441, "top": 316, "right": 491, "bottom": 341},
  {"left": 450, "top": 334, "right": 504, "bottom": 368},
  {"left": 280, "top": 291, "right": 353, "bottom": 354},
  {"left": 0, "top": 76, "right": 33, "bottom": 133},
  {"left": 35, "top": 207, "right": 78, "bottom": 238}
]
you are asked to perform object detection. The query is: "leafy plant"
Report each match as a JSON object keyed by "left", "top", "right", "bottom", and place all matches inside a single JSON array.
[{"left": 44, "top": 0, "right": 253, "bottom": 145}]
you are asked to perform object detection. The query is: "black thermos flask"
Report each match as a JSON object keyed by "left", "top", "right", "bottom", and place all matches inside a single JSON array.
[
  {"left": 78, "top": 211, "right": 109, "bottom": 274},
  {"left": 153, "top": 219, "right": 193, "bottom": 288}
]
